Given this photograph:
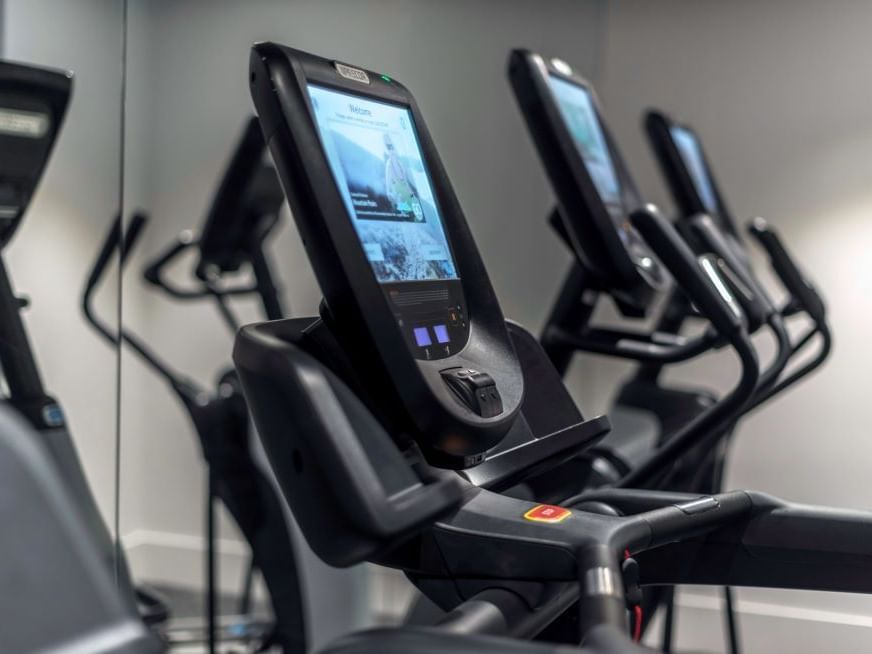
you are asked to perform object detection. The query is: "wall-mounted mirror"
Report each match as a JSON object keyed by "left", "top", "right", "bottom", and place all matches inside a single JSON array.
[{"left": 1, "top": 0, "right": 129, "bottom": 628}]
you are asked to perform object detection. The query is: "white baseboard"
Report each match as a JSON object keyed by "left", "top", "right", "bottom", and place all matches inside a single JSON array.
[
  {"left": 123, "top": 529, "right": 251, "bottom": 595},
  {"left": 123, "top": 529, "right": 381, "bottom": 649},
  {"left": 649, "top": 588, "right": 872, "bottom": 652}
]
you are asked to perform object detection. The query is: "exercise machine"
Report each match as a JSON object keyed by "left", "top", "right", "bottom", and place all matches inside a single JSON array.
[
  {"left": 644, "top": 109, "right": 831, "bottom": 398},
  {"left": 234, "top": 43, "right": 872, "bottom": 653},
  {"left": 0, "top": 59, "right": 167, "bottom": 626},
  {"left": 143, "top": 116, "right": 286, "bottom": 323},
  {"left": 508, "top": 49, "right": 748, "bottom": 495},
  {"left": 0, "top": 404, "right": 162, "bottom": 653},
  {"left": 0, "top": 79, "right": 639, "bottom": 654},
  {"left": 508, "top": 50, "right": 831, "bottom": 651},
  {"left": 83, "top": 117, "right": 304, "bottom": 653},
  {"left": 0, "top": 387, "right": 617, "bottom": 654}
]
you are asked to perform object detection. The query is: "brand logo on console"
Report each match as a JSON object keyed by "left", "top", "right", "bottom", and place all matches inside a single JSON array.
[{"left": 334, "top": 62, "right": 370, "bottom": 84}]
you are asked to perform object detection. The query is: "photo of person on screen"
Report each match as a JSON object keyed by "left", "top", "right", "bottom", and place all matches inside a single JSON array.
[{"left": 384, "top": 133, "right": 424, "bottom": 222}]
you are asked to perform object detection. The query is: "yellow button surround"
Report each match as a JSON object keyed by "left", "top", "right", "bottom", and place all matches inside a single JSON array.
[{"left": 523, "top": 504, "right": 572, "bottom": 523}]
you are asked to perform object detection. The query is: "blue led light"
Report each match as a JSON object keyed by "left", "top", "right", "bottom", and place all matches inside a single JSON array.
[
  {"left": 413, "top": 327, "right": 432, "bottom": 347},
  {"left": 433, "top": 324, "right": 450, "bottom": 344}
]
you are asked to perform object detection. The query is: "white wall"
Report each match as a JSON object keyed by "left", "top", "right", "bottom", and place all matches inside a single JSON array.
[
  {"left": 598, "top": 1, "right": 872, "bottom": 650},
  {"left": 118, "top": 0, "right": 607, "bottom": 642},
  {"left": 3, "top": 0, "right": 123, "bottom": 535}
]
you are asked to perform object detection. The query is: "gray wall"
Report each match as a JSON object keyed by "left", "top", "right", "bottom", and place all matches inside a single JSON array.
[
  {"left": 600, "top": 0, "right": 872, "bottom": 649},
  {"left": 119, "top": 0, "right": 607, "bottom": 640}
]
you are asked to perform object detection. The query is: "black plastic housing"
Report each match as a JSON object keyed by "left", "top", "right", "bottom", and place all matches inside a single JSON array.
[
  {"left": 0, "top": 406, "right": 161, "bottom": 653},
  {"left": 0, "top": 61, "right": 71, "bottom": 248},
  {"left": 748, "top": 217, "right": 826, "bottom": 323},
  {"left": 630, "top": 207, "right": 745, "bottom": 339},
  {"left": 249, "top": 43, "right": 523, "bottom": 468},
  {"left": 234, "top": 317, "right": 464, "bottom": 566},
  {"left": 508, "top": 49, "right": 666, "bottom": 316},
  {"left": 196, "top": 116, "right": 285, "bottom": 278},
  {"left": 687, "top": 213, "right": 775, "bottom": 329}
]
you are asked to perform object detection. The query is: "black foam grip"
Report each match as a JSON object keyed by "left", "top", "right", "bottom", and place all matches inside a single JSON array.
[
  {"left": 747, "top": 217, "right": 826, "bottom": 323},
  {"left": 630, "top": 205, "right": 744, "bottom": 338}
]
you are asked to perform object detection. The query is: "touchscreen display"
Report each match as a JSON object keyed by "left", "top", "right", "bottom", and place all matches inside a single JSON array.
[
  {"left": 308, "top": 84, "right": 458, "bottom": 284},
  {"left": 670, "top": 125, "right": 718, "bottom": 214},
  {"left": 548, "top": 75, "right": 621, "bottom": 206}
]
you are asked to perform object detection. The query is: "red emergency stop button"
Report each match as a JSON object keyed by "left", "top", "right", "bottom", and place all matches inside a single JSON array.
[{"left": 523, "top": 504, "right": 571, "bottom": 523}]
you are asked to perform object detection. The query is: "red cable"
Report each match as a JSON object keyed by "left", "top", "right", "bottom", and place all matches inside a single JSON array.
[
  {"left": 624, "top": 549, "right": 643, "bottom": 642},
  {"left": 633, "top": 605, "right": 643, "bottom": 642}
]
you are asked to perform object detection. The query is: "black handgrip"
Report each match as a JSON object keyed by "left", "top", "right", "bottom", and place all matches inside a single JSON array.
[
  {"left": 122, "top": 212, "right": 148, "bottom": 263},
  {"left": 143, "top": 232, "right": 257, "bottom": 300},
  {"left": 688, "top": 213, "right": 774, "bottom": 330},
  {"left": 747, "top": 217, "right": 826, "bottom": 323},
  {"left": 83, "top": 213, "right": 148, "bottom": 305},
  {"left": 83, "top": 216, "right": 120, "bottom": 299},
  {"left": 630, "top": 205, "right": 745, "bottom": 338}
]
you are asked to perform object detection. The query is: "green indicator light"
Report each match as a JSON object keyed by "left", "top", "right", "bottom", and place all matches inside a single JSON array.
[{"left": 380, "top": 74, "right": 392, "bottom": 82}]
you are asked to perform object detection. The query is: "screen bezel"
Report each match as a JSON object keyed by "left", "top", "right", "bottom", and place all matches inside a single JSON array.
[
  {"left": 546, "top": 74, "right": 626, "bottom": 212},
  {"left": 645, "top": 110, "right": 740, "bottom": 239},
  {"left": 305, "top": 82, "right": 461, "bottom": 287}
]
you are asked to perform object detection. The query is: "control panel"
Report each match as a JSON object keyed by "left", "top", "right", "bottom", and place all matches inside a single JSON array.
[{"left": 387, "top": 280, "right": 469, "bottom": 361}]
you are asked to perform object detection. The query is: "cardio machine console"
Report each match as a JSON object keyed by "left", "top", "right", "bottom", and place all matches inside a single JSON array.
[
  {"left": 645, "top": 110, "right": 742, "bottom": 241},
  {"left": 250, "top": 44, "right": 524, "bottom": 467},
  {"left": 0, "top": 61, "right": 71, "bottom": 248},
  {"left": 509, "top": 50, "right": 667, "bottom": 315},
  {"left": 646, "top": 110, "right": 755, "bottom": 273},
  {"left": 196, "top": 116, "right": 286, "bottom": 278}
]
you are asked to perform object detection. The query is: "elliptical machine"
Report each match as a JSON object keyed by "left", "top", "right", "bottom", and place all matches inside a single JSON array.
[
  {"left": 644, "top": 108, "right": 831, "bottom": 398},
  {"left": 232, "top": 42, "right": 872, "bottom": 654},
  {"left": 0, "top": 59, "right": 168, "bottom": 627},
  {"left": 507, "top": 50, "right": 836, "bottom": 651},
  {"left": 0, "top": 404, "right": 162, "bottom": 654},
  {"left": 83, "top": 117, "right": 305, "bottom": 653}
]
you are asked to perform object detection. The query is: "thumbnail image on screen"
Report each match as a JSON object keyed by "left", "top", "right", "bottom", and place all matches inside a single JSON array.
[
  {"left": 307, "top": 84, "right": 458, "bottom": 284},
  {"left": 548, "top": 75, "right": 621, "bottom": 206},
  {"left": 670, "top": 125, "right": 719, "bottom": 215}
]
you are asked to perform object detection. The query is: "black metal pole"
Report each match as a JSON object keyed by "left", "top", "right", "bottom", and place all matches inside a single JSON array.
[
  {"left": 238, "top": 555, "right": 255, "bottom": 616},
  {"left": 723, "top": 586, "right": 741, "bottom": 654},
  {"left": 661, "top": 586, "right": 675, "bottom": 652},
  {"left": 541, "top": 261, "right": 598, "bottom": 377},
  {"left": 0, "top": 257, "right": 44, "bottom": 400},
  {"left": 249, "top": 244, "right": 284, "bottom": 321},
  {"left": 207, "top": 474, "right": 217, "bottom": 654}
]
